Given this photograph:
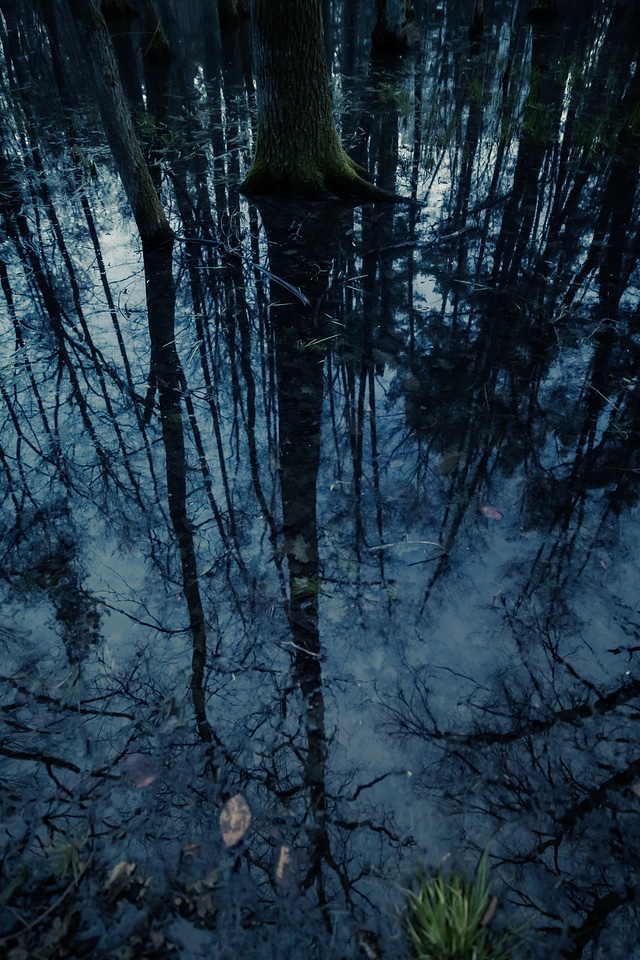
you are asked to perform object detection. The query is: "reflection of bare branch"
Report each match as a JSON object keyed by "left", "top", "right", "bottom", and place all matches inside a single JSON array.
[
  {"left": 368, "top": 537, "right": 447, "bottom": 553},
  {"left": 0, "top": 745, "right": 81, "bottom": 772},
  {"left": 98, "top": 598, "right": 182, "bottom": 633},
  {"left": 334, "top": 817, "right": 401, "bottom": 843},
  {"left": 0, "top": 674, "right": 135, "bottom": 720},
  {"left": 176, "top": 236, "right": 311, "bottom": 306},
  {"left": 548, "top": 755, "right": 640, "bottom": 839},
  {"left": 565, "top": 888, "right": 634, "bottom": 960},
  {"left": 0, "top": 852, "right": 95, "bottom": 948}
]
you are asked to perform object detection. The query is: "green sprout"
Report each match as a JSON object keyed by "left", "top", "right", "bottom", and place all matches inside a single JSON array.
[{"left": 402, "top": 850, "right": 523, "bottom": 960}]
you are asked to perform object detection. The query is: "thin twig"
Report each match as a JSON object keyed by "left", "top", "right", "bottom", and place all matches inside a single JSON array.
[{"left": 0, "top": 852, "right": 95, "bottom": 945}]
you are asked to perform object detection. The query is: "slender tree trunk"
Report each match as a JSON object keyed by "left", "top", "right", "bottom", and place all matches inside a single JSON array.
[
  {"left": 143, "top": 240, "right": 215, "bottom": 744},
  {"left": 66, "top": 0, "right": 173, "bottom": 244},
  {"left": 241, "top": 0, "right": 394, "bottom": 199}
]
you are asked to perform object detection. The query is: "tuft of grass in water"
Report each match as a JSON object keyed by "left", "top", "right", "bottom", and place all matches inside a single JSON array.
[{"left": 402, "top": 850, "right": 522, "bottom": 960}]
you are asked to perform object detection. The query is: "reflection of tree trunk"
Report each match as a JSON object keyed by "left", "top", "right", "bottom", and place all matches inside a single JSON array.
[
  {"left": 596, "top": 111, "right": 640, "bottom": 316},
  {"left": 66, "top": 0, "right": 172, "bottom": 243},
  {"left": 218, "top": 0, "right": 242, "bottom": 27},
  {"left": 273, "top": 246, "right": 328, "bottom": 891},
  {"left": 101, "top": 0, "right": 142, "bottom": 106},
  {"left": 254, "top": 201, "right": 356, "bottom": 905},
  {"left": 560, "top": 8, "right": 640, "bottom": 314},
  {"left": 469, "top": 0, "right": 484, "bottom": 40},
  {"left": 491, "top": 19, "right": 566, "bottom": 282},
  {"left": 372, "top": 0, "right": 415, "bottom": 52},
  {"left": 143, "top": 239, "right": 216, "bottom": 744},
  {"left": 0, "top": 153, "right": 116, "bottom": 482},
  {"left": 354, "top": 65, "right": 400, "bottom": 560},
  {"left": 136, "top": 0, "right": 172, "bottom": 183}
]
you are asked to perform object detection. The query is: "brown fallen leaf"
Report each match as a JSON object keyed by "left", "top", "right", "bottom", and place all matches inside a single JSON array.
[
  {"left": 220, "top": 793, "right": 251, "bottom": 847},
  {"left": 481, "top": 893, "right": 499, "bottom": 927}
]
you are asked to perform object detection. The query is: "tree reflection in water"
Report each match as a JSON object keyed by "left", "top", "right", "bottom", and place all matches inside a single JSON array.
[{"left": 0, "top": 1, "right": 639, "bottom": 957}]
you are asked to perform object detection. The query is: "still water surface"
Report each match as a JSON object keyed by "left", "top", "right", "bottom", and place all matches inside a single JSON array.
[{"left": 1, "top": 1, "right": 640, "bottom": 957}]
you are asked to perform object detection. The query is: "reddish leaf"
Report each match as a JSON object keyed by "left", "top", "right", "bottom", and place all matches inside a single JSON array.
[
  {"left": 479, "top": 504, "right": 502, "bottom": 520},
  {"left": 120, "top": 752, "right": 160, "bottom": 788}
]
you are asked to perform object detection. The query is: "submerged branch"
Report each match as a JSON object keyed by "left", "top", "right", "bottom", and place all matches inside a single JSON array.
[{"left": 175, "top": 235, "right": 311, "bottom": 306}]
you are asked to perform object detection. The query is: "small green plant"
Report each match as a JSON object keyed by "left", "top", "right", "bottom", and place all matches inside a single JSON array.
[
  {"left": 291, "top": 574, "right": 324, "bottom": 599},
  {"left": 377, "top": 83, "right": 412, "bottom": 121},
  {"left": 43, "top": 830, "right": 90, "bottom": 884},
  {"left": 402, "top": 850, "right": 522, "bottom": 960}
]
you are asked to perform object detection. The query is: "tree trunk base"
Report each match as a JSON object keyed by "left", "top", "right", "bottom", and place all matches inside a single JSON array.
[
  {"left": 372, "top": 23, "right": 414, "bottom": 53},
  {"left": 241, "top": 153, "right": 401, "bottom": 203},
  {"left": 528, "top": 0, "right": 558, "bottom": 22}
]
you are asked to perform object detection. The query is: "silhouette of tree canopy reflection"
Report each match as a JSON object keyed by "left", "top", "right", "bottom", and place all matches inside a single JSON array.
[{"left": 0, "top": 1, "right": 639, "bottom": 956}]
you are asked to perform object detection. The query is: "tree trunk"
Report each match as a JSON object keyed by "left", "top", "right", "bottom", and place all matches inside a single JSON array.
[
  {"left": 218, "top": 0, "right": 240, "bottom": 27},
  {"left": 528, "top": 0, "right": 558, "bottom": 21},
  {"left": 66, "top": 0, "right": 173, "bottom": 244},
  {"left": 241, "top": 0, "right": 393, "bottom": 200},
  {"left": 372, "top": 0, "right": 415, "bottom": 52},
  {"left": 469, "top": 0, "right": 484, "bottom": 40}
]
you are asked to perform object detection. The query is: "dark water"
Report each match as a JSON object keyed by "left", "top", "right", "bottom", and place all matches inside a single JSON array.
[{"left": 1, "top": 1, "right": 640, "bottom": 957}]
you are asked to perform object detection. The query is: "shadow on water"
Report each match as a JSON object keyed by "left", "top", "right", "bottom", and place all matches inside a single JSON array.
[{"left": 1, "top": 0, "right": 640, "bottom": 957}]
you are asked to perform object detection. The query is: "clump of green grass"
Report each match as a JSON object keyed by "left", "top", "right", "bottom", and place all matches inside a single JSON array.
[{"left": 402, "top": 850, "right": 522, "bottom": 960}]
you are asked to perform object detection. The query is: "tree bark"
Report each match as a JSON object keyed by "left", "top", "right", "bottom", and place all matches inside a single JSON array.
[
  {"left": 241, "top": 0, "right": 395, "bottom": 200},
  {"left": 218, "top": 0, "right": 240, "bottom": 27},
  {"left": 66, "top": 0, "right": 173, "bottom": 244},
  {"left": 372, "top": 0, "right": 415, "bottom": 52},
  {"left": 469, "top": 0, "right": 484, "bottom": 40}
]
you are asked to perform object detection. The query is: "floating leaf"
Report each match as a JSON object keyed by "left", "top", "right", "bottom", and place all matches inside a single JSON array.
[
  {"left": 479, "top": 504, "right": 502, "bottom": 520},
  {"left": 286, "top": 534, "right": 311, "bottom": 563},
  {"left": 220, "top": 793, "right": 251, "bottom": 847},
  {"left": 104, "top": 860, "right": 136, "bottom": 896},
  {"left": 120, "top": 752, "right": 160, "bottom": 788}
]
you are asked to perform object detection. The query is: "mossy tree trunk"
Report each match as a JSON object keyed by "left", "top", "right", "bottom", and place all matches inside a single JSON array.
[
  {"left": 241, "top": 0, "right": 392, "bottom": 200},
  {"left": 66, "top": 0, "right": 173, "bottom": 244}
]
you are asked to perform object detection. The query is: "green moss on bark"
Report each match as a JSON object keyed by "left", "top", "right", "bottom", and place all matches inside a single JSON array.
[
  {"left": 241, "top": 0, "right": 403, "bottom": 203},
  {"left": 242, "top": 148, "right": 396, "bottom": 201}
]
